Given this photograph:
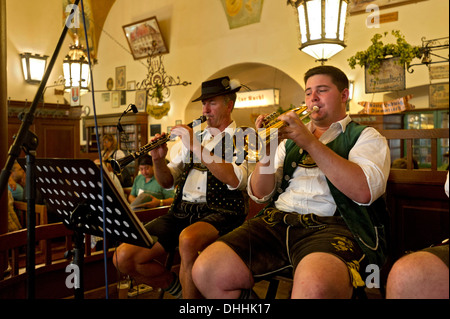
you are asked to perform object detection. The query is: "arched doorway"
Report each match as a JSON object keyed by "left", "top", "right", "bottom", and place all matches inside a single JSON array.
[{"left": 184, "top": 62, "right": 305, "bottom": 128}]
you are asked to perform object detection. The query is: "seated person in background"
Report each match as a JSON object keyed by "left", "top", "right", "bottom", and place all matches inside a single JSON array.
[
  {"left": 7, "top": 190, "right": 22, "bottom": 232},
  {"left": 100, "top": 133, "right": 126, "bottom": 163},
  {"left": 113, "top": 76, "right": 251, "bottom": 299},
  {"left": 128, "top": 154, "right": 174, "bottom": 210},
  {"left": 192, "top": 66, "right": 391, "bottom": 299},
  {"left": 8, "top": 160, "right": 56, "bottom": 223},
  {"left": 7, "top": 161, "right": 25, "bottom": 201},
  {"left": 386, "top": 172, "right": 449, "bottom": 299},
  {"left": 95, "top": 133, "right": 132, "bottom": 187}
]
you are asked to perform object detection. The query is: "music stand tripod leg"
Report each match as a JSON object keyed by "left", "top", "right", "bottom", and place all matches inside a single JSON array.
[
  {"left": 20, "top": 129, "right": 39, "bottom": 299},
  {"left": 65, "top": 203, "right": 90, "bottom": 300}
]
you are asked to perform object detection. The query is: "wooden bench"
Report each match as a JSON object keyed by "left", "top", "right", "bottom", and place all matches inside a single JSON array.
[
  {"left": 0, "top": 205, "right": 170, "bottom": 299},
  {"left": 11, "top": 201, "right": 49, "bottom": 257},
  {"left": 381, "top": 128, "right": 448, "bottom": 184},
  {"left": 380, "top": 128, "right": 449, "bottom": 260},
  {"left": 13, "top": 201, "right": 48, "bottom": 226}
]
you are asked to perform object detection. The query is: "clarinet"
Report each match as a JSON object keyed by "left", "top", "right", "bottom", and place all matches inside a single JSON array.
[{"left": 110, "top": 115, "right": 206, "bottom": 174}]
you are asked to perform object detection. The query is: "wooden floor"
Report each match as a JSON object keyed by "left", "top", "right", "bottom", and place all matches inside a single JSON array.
[
  {"left": 85, "top": 278, "right": 382, "bottom": 299},
  {"left": 85, "top": 279, "right": 292, "bottom": 299}
]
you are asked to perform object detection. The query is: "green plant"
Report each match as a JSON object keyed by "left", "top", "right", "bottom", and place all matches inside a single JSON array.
[
  {"left": 151, "top": 84, "right": 164, "bottom": 103},
  {"left": 348, "top": 30, "right": 423, "bottom": 75}
]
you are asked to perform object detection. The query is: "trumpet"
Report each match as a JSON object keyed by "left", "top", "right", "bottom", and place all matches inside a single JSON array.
[
  {"left": 246, "top": 105, "right": 319, "bottom": 161},
  {"left": 110, "top": 115, "right": 207, "bottom": 174}
]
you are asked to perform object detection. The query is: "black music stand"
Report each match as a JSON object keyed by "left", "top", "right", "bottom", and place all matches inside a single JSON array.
[{"left": 18, "top": 158, "right": 155, "bottom": 299}]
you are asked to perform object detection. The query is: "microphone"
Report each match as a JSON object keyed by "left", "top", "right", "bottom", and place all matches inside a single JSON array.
[
  {"left": 117, "top": 104, "right": 138, "bottom": 132},
  {"left": 130, "top": 104, "right": 138, "bottom": 114},
  {"left": 121, "top": 104, "right": 138, "bottom": 116}
]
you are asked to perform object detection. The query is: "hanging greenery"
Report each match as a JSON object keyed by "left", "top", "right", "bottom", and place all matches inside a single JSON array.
[{"left": 348, "top": 30, "right": 423, "bottom": 75}]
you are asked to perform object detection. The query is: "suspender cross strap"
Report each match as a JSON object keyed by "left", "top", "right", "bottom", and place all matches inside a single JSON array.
[{"left": 169, "top": 130, "right": 247, "bottom": 216}]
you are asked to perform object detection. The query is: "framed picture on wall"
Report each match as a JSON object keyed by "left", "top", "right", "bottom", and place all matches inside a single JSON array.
[
  {"left": 123, "top": 16, "right": 168, "bottom": 60},
  {"left": 111, "top": 91, "right": 120, "bottom": 108},
  {"left": 348, "top": 0, "right": 426, "bottom": 14},
  {"left": 429, "top": 83, "right": 449, "bottom": 108},
  {"left": 116, "top": 66, "right": 126, "bottom": 90},
  {"left": 127, "top": 80, "right": 136, "bottom": 91},
  {"left": 102, "top": 92, "right": 110, "bottom": 102},
  {"left": 135, "top": 90, "right": 147, "bottom": 111},
  {"left": 150, "top": 124, "right": 161, "bottom": 136},
  {"left": 120, "top": 90, "right": 126, "bottom": 105}
]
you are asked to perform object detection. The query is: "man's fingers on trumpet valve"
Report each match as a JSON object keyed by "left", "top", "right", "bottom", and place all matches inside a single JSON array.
[{"left": 255, "top": 114, "right": 266, "bottom": 129}]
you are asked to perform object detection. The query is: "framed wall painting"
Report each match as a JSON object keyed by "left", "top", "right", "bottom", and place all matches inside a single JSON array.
[
  {"left": 111, "top": 91, "right": 120, "bottom": 108},
  {"left": 135, "top": 90, "right": 147, "bottom": 111},
  {"left": 429, "top": 83, "right": 449, "bottom": 108},
  {"left": 116, "top": 66, "right": 126, "bottom": 90},
  {"left": 127, "top": 80, "right": 136, "bottom": 91},
  {"left": 220, "top": 0, "right": 264, "bottom": 29},
  {"left": 123, "top": 16, "right": 168, "bottom": 60},
  {"left": 150, "top": 124, "right": 161, "bottom": 136},
  {"left": 120, "top": 90, "right": 126, "bottom": 105},
  {"left": 349, "top": 0, "right": 427, "bottom": 14},
  {"left": 102, "top": 92, "right": 110, "bottom": 102}
]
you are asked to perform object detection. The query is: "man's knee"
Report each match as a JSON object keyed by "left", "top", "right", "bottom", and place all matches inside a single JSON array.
[
  {"left": 192, "top": 242, "right": 227, "bottom": 284},
  {"left": 293, "top": 252, "right": 353, "bottom": 298},
  {"left": 193, "top": 241, "right": 250, "bottom": 284},
  {"left": 387, "top": 251, "right": 447, "bottom": 293},
  {"left": 179, "top": 222, "right": 218, "bottom": 259},
  {"left": 113, "top": 243, "right": 151, "bottom": 274},
  {"left": 113, "top": 244, "right": 134, "bottom": 273},
  {"left": 388, "top": 252, "right": 435, "bottom": 284},
  {"left": 192, "top": 242, "right": 225, "bottom": 294}
]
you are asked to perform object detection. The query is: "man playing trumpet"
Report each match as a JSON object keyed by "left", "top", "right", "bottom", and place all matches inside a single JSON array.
[
  {"left": 192, "top": 66, "right": 391, "bottom": 299},
  {"left": 113, "top": 76, "right": 252, "bottom": 298}
]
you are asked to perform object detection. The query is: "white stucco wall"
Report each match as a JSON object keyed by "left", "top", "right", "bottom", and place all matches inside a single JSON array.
[{"left": 5, "top": 0, "right": 449, "bottom": 140}]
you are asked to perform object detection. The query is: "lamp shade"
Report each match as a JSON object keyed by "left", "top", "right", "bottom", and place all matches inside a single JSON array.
[
  {"left": 63, "top": 36, "right": 90, "bottom": 92},
  {"left": 292, "top": 0, "right": 348, "bottom": 62},
  {"left": 20, "top": 52, "right": 48, "bottom": 84}
]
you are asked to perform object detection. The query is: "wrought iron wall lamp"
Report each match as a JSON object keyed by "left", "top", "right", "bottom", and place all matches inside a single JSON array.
[
  {"left": 136, "top": 41, "right": 191, "bottom": 106},
  {"left": 407, "top": 37, "right": 449, "bottom": 73}
]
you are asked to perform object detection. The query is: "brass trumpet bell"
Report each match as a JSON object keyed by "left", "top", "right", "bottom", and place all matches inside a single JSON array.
[{"left": 245, "top": 105, "right": 318, "bottom": 162}]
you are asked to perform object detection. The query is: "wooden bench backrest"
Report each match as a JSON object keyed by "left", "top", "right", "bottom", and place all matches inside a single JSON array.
[
  {"left": 0, "top": 223, "right": 73, "bottom": 279},
  {"left": 13, "top": 201, "right": 48, "bottom": 226},
  {"left": 379, "top": 128, "right": 448, "bottom": 185}
]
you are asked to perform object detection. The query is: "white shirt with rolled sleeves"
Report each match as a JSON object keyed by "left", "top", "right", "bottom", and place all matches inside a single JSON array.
[
  {"left": 168, "top": 121, "right": 251, "bottom": 203},
  {"left": 248, "top": 115, "right": 391, "bottom": 217}
]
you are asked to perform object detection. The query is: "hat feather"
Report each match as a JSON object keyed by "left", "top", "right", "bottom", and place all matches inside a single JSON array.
[{"left": 229, "top": 79, "right": 240, "bottom": 90}]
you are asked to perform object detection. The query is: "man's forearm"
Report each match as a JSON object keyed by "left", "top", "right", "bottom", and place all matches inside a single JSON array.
[
  {"left": 152, "top": 158, "right": 174, "bottom": 188},
  {"left": 249, "top": 161, "right": 276, "bottom": 199},
  {"left": 193, "top": 144, "right": 240, "bottom": 188}
]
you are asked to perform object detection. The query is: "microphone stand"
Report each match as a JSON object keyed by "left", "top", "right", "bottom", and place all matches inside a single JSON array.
[
  {"left": 116, "top": 104, "right": 137, "bottom": 132},
  {"left": 117, "top": 104, "right": 137, "bottom": 154},
  {"left": 0, "top": 0, "right": 81, "bottom": 299}
]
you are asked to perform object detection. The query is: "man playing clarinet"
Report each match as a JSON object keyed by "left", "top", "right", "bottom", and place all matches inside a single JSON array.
[{"left": 113, "top": 76, "right": 252, "bottom": 298}]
